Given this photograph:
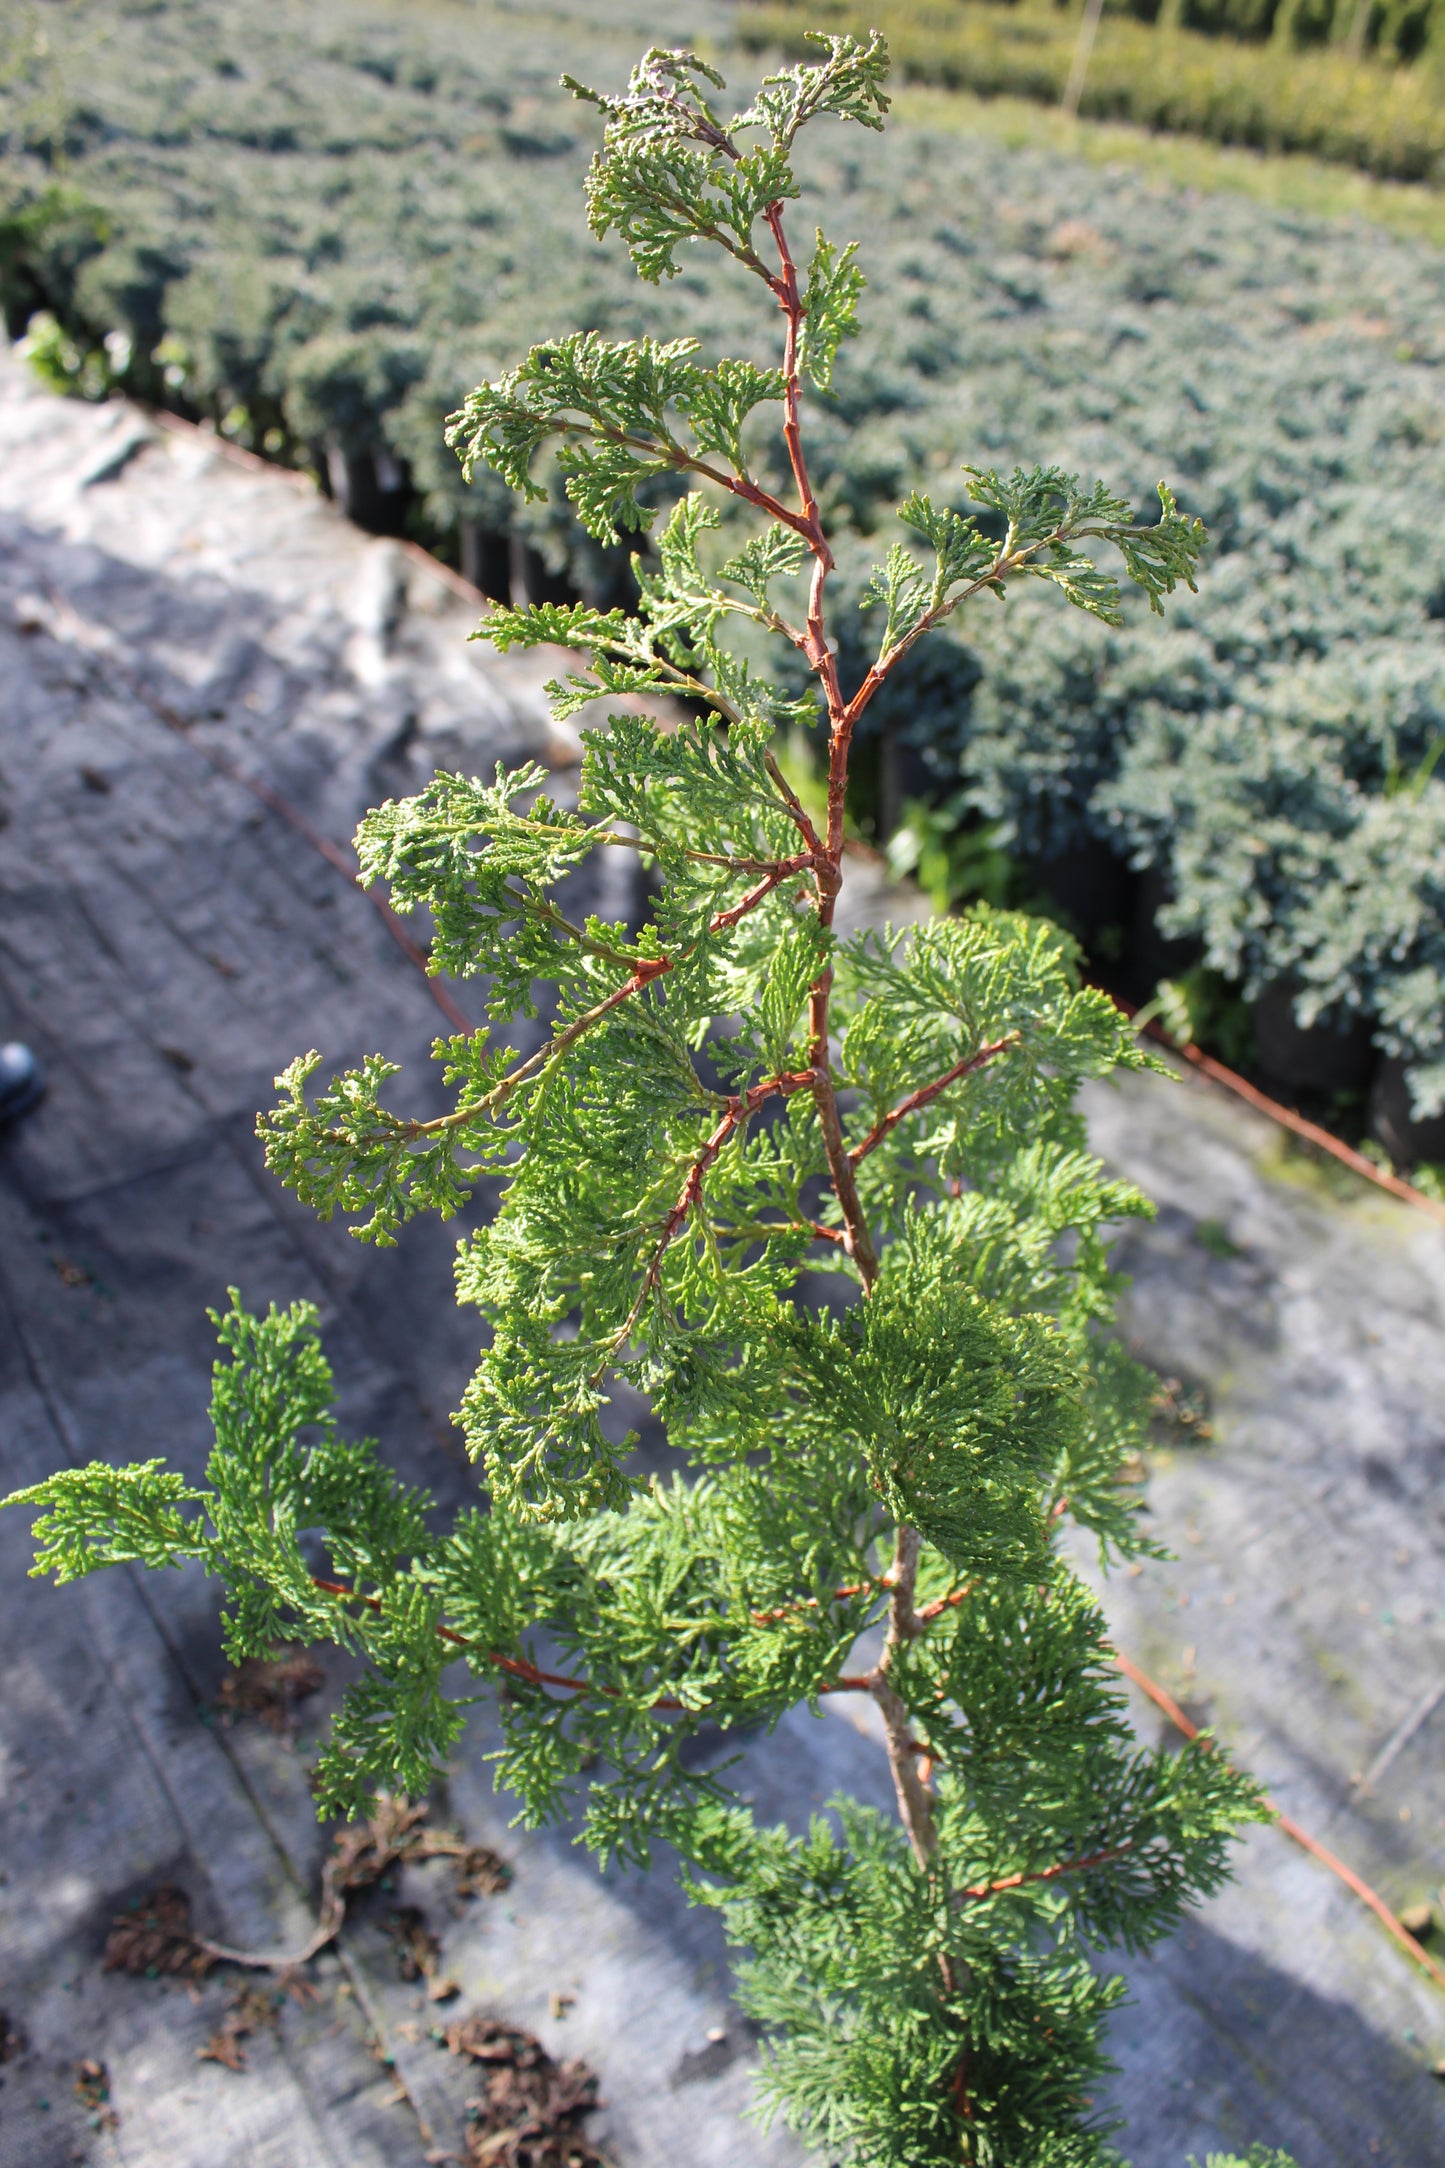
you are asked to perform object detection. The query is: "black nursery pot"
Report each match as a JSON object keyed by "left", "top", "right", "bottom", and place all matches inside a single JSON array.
[
  {"left": 1023, "top": 836, "right": 1135, "bottom": 952},
  {"left": 1250, "top": 980, "right": 1377, "bottom": 1096},
  {"left": 1122, "top": 862, "right": 1200, "bottom": 1006},
  {"left": 1368, "top": 1056, "right": 1445, "bottom": 1170}
]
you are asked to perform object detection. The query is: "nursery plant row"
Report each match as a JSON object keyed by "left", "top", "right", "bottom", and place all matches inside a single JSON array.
[
  {"left": 745, "top": 0, "right": 1445, "bottom": 182},
  {"left": 4, "top": 0, "right": 1445, "bottom": 1154}
]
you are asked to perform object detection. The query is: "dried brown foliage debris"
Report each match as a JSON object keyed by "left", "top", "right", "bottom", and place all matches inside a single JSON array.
[
  {"left": 198, "top": 1984, "right": 282, "bottom": 2072},
  {"left": 215, "top": 1644, "right": 325, "bottom": 1733},
  {"left": 74, "top": 2056, "right": 118, "bottom": 2131},
  {"left": 103, "top": 1885, "right": 216, "bottom": 1979},
  {"left": 447, "top": 2016, "right": 605, "bottom": 2168}
]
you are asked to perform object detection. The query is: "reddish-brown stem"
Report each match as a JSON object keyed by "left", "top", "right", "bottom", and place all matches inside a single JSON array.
[
  {"left": 411, "top": 853, "right": 815, "bottom": 1143},
  {"left": 848, "top": 1034, "right": 1022, "bottom": 1168},
  {"left": 310, "top": 1563, "right": 1445, "bottom": 2001},
  {"left": 763, "top": 748, "right": 825, "bottom": 857},
  {"left": 804, "top": 1217, "right": 848, "bottom": 1247},
  {"left": 917, "top": 1582, "right": 975, "bottom": 1624},
  {"left": 708, "top": 858, "right": 811, "bottom": 935},
  {"left": 717, "top": 462, "right": 816, "bottom": 540},
  {"left": 611, "top": 1067, "right": 819, "bottom": 1360},
  {"left": 764, "top": 209, "right": 832, "bottom": 574},
  {"left": 554, "top": 413, "right": 815, "bottom": 542},
  {"left": 1112, "top": 1648, "right": 1445, "bottom": 1994},
  {"left": 885, "top": 1523, "right": 925, "bottom": 1642},
  {"left": 752, "top": 196, "right": 879, "bottom": 1290},
  {"left": 868, "top": 1525, "right": 940, "bottom": 1867},
  {"left": 310, "top": 1576, "right": 688, "bottom": 1711},
  {"left": 870, "top": 1668, "right": 939, "bottom": 1867},
  {"left": 750, "top": 1577, "right": 881, "bottom": 1627},
  {"left": 812, "top": 1053, "right": 880, "bottom": 1288},
  {"left": 753, "top": 1572, "right": 973, "bottom": 1634},
  {"left": 655, "top": 1069, "right": 817, "bottom": 1269},
  {"left": 959, "top": 1844, "right": 1133, "bottom": 1904}
]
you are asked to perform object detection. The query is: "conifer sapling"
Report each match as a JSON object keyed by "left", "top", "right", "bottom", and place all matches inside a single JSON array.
[{"left": 7, "top": 33, "right": 1284, "bottom": 2167}]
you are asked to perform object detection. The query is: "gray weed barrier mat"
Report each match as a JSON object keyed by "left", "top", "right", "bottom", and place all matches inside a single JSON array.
[{"left": 2, "top": 355, "right": 1445, "bottom": 2166}]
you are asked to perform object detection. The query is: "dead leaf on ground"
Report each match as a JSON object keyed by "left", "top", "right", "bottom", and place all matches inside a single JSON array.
[
  {"left": 329, "top": 1797, "right": 511, "bottom": 1908},
  {"left": 215, "top": 1645, "right": 325, "bottom": 1734},
  {"left": 104, "top": 1885, "right": 216, "bottom": 1979},
  {"left": 74, "top": 2056, "right": 119, "bottom": 2131},
  {"left": 384, "top": 1904, "right": 443, "bottom": 1983},
  {"left": 0, "top": 2009, "right": 25, "bottom": 2062},
  {"left": 330, "top": 1795, "right": 434, "bottom": 1893},
  {"left": 455, "top": 1846, "right": 513, "bottom": 1901},
  {"left": 447, "top": 2016, "right": 605, "bottom": 2168},
  {"left": 198, "top": 1984, "right": 280, "bottom": 2072},
  {"left": 51, "top": 1254, "right": 93, "bottom": 1290},
  {"left": 381, "top": 1905, "right": 458, "bottom": 1999},
  {"left": 100, "top": 1800, "right": 510, "bottom": 2003}
]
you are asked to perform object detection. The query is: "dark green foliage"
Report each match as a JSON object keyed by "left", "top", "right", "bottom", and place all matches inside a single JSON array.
[
  {"left": 696, "top": 1725, "right": 1257, "bottom": 2168},
  {"left": 5, "top": 31, "right": 1286, "bottom": 2166}
]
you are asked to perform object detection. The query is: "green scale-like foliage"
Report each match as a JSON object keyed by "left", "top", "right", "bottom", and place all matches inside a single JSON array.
[{"left": 6, "top": 35, "right": 1284, "bottom": 2168}]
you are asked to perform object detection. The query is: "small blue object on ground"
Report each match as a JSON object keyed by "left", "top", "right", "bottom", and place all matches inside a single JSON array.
[{"left": 0, "top": 1042, "right": 45, "bottom": 1125}]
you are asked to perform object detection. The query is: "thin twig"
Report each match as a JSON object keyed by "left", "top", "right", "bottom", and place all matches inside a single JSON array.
[
  {"left": 848, "top": 1035, "right": 1021, "bottom": 1167},
  {"left": 1112, "top": 1647, "right": 1445, "bottom": 1995},
  {"left": 960, "top": 1843, "right": 1133, "bottom": 1904},
  {"left": 1111, "top": 988, "right": 1445, "bottom": 1227},
  {"left": 405, "top": 856, "right": 808, "bottom": 1144},
  {"left": 608, "top": 1066, "right": 818, "bottom": 1358},
  {"left": 310, "top": 1576, "right": 687, "bottom": 1711}
]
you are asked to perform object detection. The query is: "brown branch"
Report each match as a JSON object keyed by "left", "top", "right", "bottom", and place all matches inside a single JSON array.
[
  {"left": 1103, "top": 980, "right": 1445, "bottom": 1229},
  {"left": 813, "top": 1061, "right": 881, "bottom": 1286},
  {"left": 1112, "top": 1648, "right": 1445, "bottom": 1995},
  {"left": 763, "top": 748, "right": 825, "bottom": 856},
  {"left": 602, "top": 1066, "right": 819, "bottom": 1373},
  {"left": 408, "top": 955, "right": 673, "bottom": 1139},
  {"left": 310, "top": 1577, "right": 687, "bottom": 1712},
  {"left": 838, "top": 518, "right": 1130, "bottom": 740},
  {"left": 847, "top": 1034, "right": 1022, "bottom": 1167},
  {"left": 804, "top": 1216, "right": 849, "bottom": 1247},
  {"left": 746, "top": 198, "right": 879, "bottom": 1290},
  {"left": 959, "top": 1844, "right": 1134, "bottom": 1905},
  {"left": 653, "top": 1064, "right": 816, "bottom": 1259},
  {"left": 917, "top": 1582, "right": 975, "bottom": 1624},
  {"left": 753, "top": 1570, "right": 973, "bottom": 1633},
  {"left": 707, "top": 858, "right": 810, "bottom": 935},
  {"left": 750, "top": 1578, "right": 881, "bottom": 1627},
  {"left": 409, "top": 852, "right": 809, "bottom": 1145},
  {"left": 707, "top": 1215, "right": 847, "bottom": 1250},
  {"left": 544, "top": 412, "right": 815, "bottom": 541},
  {"left": 866, "top": 1525, "right": 941, "bottom": 1867},
  {"left": 885, "top": 1523, "right": 924, "bottom": 1643},
  {"left": 870, "top": 1666, "right": 940, "bottom": 1868}
]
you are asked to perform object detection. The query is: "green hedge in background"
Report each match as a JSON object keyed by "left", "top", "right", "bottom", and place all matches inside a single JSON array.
[
  {"left": 4, "top": 0, "right": 1445, "bottom": 1128},
  {"left": 744, "top": 0, "right": 1445, "bottom": 183}
]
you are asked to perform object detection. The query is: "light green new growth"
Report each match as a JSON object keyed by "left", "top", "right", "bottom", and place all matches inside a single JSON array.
[{"left": 6, "top": 32, "right": 1289, "bottom": 2167}]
